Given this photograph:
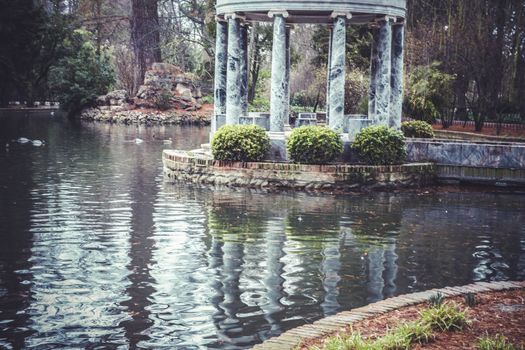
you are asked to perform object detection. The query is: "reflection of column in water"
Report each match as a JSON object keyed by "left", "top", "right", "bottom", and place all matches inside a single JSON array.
[
  {"left": 320, "top": 240, "right": 342, "bottom": 315},
  {"left": 366, "top": 241, "right": 399, "bottom": 302},
  {"left": 209, "top": 235, "right": 226, "bottom": 325},
  {"left": 219, "top": 239, "right": 246, "bottom": 334},
  {"left": 120, "top": 167, "right": 157, "bottom": 348},
  {"left": 366, "top": 248, "right": 385, "bottom": 303},
  {"left": 262, "top": 220, "right": 286, "bottom": 334},
  {"left": 383, "top": 241, "right": 398, "bottom": 298}
]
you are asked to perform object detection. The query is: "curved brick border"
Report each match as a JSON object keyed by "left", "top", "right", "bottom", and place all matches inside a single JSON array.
[
  {"left": 252, "top": 281, "right": 525, "bottom": 350},
  {"left": 163, "top": 149, "right": 436, "bottom": 191}
]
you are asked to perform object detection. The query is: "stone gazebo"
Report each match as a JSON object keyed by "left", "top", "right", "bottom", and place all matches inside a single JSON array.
[{"left": 212, "top": 0, "right": 406, "bottom": 160}]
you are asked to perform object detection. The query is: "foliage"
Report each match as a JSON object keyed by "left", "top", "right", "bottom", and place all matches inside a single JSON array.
[
  {"left": 352, "top": 126, "right": 406, "bottom": 165},
  {"left": 287, "top": 126, "right": 343, "bottom": 164},
  {"left": 290, "top": 67, "right": 326, "bottom": 112},
  {"left": 201, "top": 94, "right": 214, "bottom": 105},
  {"left": 407, "top": 62, "right": 455, "bottom": 123},
  {"left": 428, "top": 292, "right": 445, "bottom": 307},
  {"left": 420, "top": 302, "right": 469, "bottom": 332},
  {"left": 153, "top": 89, "right": 173, "bottom": 110},
  {"left": 248, "top": 97, "right": 271, "bottom": 112},
  {"left": 407, "top": 1, "right": 525, "bottom": 131},
  {"left": 211, "top": 125, "right": 270, "bottom": 162},
  {"left": 464, "top": 293, "right": 478, "bottom": 307},
  {"left": 401, "top": 120, "right": 435, "bottom": 138},
  {"left": 394, "top": 321, "right": 434, "bottom": 345},
  {"left": 49, "top": 29, "right": 114, "bottom": 115},
  {"left": 0, "top": 1, "right": 72, "bottom": 106},
  {"left": 344, "top": 70, "right": 369, "bottom": 114},
  {"left": 310, "top": 332, "right": 379, "bottom": 350},
  {"left": 309, "top": 321, "right": 433, "bottom": 350},
  {"left": 477, "top": 334, "right": 518, "bottom": 350},
  {"left": 311, "top": 25, "right": 372, "bottom": 71}
]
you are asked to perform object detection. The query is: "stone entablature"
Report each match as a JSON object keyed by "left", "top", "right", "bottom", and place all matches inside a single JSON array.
[{"left": 216, "top": 0, "right": 407, "bottom": 23}]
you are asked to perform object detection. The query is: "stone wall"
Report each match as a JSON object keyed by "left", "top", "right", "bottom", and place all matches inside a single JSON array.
[
  {"left": 406, "top": 139, "right": 525, "bottom": 169},
  {"left": 163, "top": 150, "right": 436, "bottom": 191}
]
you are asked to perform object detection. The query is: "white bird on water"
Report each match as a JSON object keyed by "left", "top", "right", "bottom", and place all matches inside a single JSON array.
[
  {"left": 17, "top": 137, "right": 30, "bottom": 144},
  {"left": 32, "top": 140, "right": 44, "bottom": 147},
  {"left": 135, "top": 138, "right": 143, "bottom": 144}
]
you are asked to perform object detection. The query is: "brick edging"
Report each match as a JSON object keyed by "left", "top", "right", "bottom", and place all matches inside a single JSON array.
[{"left": 251, "top": 281, "right": 525, "bottom": 349}]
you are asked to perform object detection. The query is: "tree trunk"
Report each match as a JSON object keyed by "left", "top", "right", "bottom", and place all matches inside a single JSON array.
[{"left": 131, "top": 0, "right": 162, "bottom": 93}]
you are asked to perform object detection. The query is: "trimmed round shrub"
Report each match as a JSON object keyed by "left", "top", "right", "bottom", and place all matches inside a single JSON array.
[
  {"left": 211, "top": 125, "right": 270, "bottom": 162},
  {"left": 401, "top": 120, "right": 435, "bottom": 138},
  {"left": 287, "top": 126, "right": 343, "bottom": 164},
  {"left": 352, "top": 125, "right": 406, "bottom": 165}
]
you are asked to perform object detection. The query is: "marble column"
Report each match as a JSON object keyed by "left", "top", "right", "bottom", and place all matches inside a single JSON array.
[
  {"left": 213, "top": 19, "right": 228, "bottom": 132},
  {"left": 284, "top": 26, "right": 291, "bottom": 125},
  {"left": 373, "top": 17, "right": 393, "bottom": 126},
  {"left": 390, "top": 22, "right": 404, "bottom": 129},
  {"left": 240, "top": 23, "right": 249, "bottom": 116},
  {"left": 269, "top": 12, "right": 288, "bottom": 132},
  {"left": 328, "top": 14, "right": 348, "bottom": 131},
  {"left": 326, "top": 27, "right": 333, "bottom": 120},
  {"left": 368, "top": 25, "right": 379, "bottom": 118},
  {"left": 226, "top": 15, "right": 242, "bottom": 125}
]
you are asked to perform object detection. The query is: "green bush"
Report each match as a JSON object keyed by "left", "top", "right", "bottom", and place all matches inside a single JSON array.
[
  {"left": 49, "top": 29, "right": 114, "bottom": 115},
  {"left": 402, "top": 120, "right": 435, "bottom": 138},
  {"left": 352, "top": 125, "right": 406, "bottom": 165},
  {"left": 211, "top": 125, "right": 270, "bottom": 162},
  {"left": 407, "top": 61, "right": 455, "bottom": 123},
  {"left": 287, "top": 126, "right": 343, "bottom": 164}
]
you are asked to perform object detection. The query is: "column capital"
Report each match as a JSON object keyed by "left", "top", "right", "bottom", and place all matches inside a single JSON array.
[
  {"left": 331, "top": 11, "right": 352, "bottom": 20},
  {"left": 224, "top": 12, "right": 246, "bottom": 21},
  {"left": 268, "top": 10, "right": 289, "bottom": 18},
  {"left": 374, "top": 15, "right": 395, "bottom": 23},
  {"left": 215, "top": 15, "right": 227, "bottom": 23},
  {"left": 392, "top": 19, "right": 405, "bottom": 26}
]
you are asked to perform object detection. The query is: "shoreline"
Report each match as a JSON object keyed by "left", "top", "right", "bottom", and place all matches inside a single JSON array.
[{"left": 252, "top": 281, "right": 525, "bottom": 349}]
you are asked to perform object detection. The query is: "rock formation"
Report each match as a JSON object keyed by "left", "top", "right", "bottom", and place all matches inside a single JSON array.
[{"left": 81, "top": 63, "right": 208, "bottom": 124}]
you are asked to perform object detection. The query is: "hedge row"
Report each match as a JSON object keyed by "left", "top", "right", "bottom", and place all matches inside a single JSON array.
[{"left": 211, "top": 124, "right": 406, "bottom": 165}]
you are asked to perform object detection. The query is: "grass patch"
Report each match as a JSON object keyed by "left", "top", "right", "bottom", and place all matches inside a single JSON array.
[
  {"left": 309, "top": 321, "right": 433, "bottom": 350},
  {"left": 419, "top": 301, "right": 469, "bottom": 332},
  {"left": 477, "top": 334, "right": 520, "bottom": 350}
]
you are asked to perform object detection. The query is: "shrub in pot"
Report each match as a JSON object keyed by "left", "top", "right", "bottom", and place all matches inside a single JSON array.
[
  {"left": 352, "top": 125, "right": 406, "bottom": 165},
  {"left": 211, "top": 125, "right": 270, "bottom": 162},
  {"left": 287, "top": 126, "right": 343, "bottom": 164}
]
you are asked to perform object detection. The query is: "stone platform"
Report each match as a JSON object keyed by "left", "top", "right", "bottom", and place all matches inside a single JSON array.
[{"left": 162, "top": 149, "right": 436, "bottom": 191}]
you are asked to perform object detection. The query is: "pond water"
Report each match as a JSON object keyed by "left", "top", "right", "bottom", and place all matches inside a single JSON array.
[{"left": 0, "top": 112, "right": 524, "bottom": 349}]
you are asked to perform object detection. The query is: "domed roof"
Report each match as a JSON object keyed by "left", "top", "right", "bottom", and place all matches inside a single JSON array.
[{"left": 216, "top": 0, "right": 406, "bottom": 23}]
